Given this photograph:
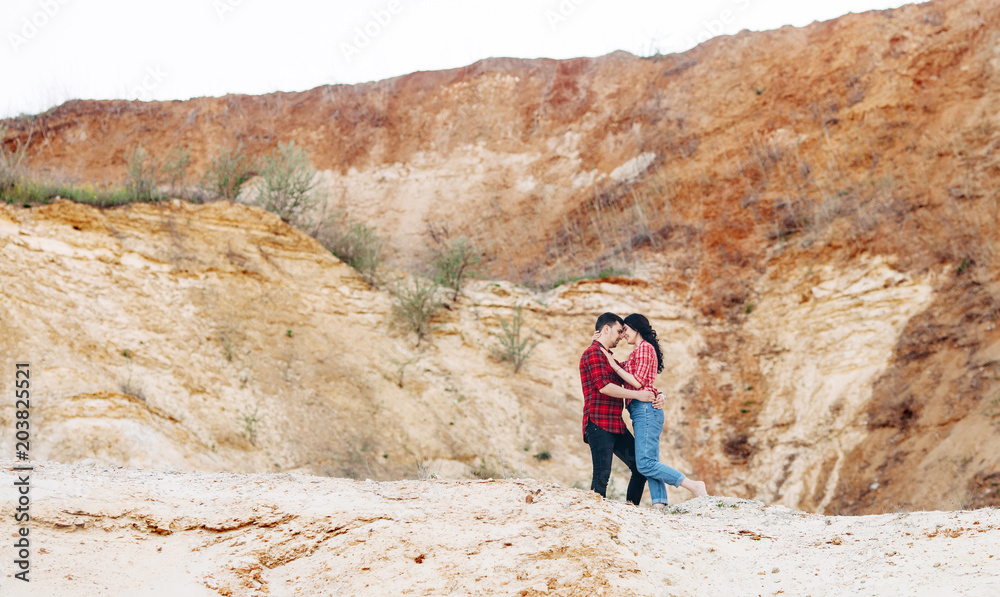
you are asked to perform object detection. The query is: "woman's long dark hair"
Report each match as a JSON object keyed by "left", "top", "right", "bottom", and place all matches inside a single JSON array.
[{"left": 623, "top": 313, "right": 664, "bottom": 374}]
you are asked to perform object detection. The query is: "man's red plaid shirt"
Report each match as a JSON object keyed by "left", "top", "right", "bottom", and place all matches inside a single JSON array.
[{"left": 579, "top": 340, "right": 629, "bottom": 442}]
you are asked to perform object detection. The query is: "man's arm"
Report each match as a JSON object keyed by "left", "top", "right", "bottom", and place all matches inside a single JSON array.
[{"left": 599, "top": 383, "right": 654, "bottom": 402}]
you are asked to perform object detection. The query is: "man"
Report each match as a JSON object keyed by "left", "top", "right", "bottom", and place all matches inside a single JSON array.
[{"left": 579, "top": 312, "right": 664, "bottom": 504}]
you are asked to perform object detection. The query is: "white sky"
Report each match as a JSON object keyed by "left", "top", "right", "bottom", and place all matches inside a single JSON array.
[{"left": 1, "top": 0, "right": 925, "bottom": 119}]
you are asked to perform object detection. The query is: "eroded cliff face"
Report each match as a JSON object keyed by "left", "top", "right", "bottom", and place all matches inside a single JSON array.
[
  {"left": 0, "top": 199, "right": 702, "bottom": 492},
  {"left": 742, "top": 259, "right": 936, "bottom": 511},
  {"left": 3, "top": 0, "right": 1000, "bottom": 514},
  {"left": 1, "top": 197, "right": 996, "bottom": 513}
]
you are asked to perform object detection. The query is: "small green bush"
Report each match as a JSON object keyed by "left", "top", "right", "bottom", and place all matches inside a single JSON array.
[
  {"left": 391, "top": 276, "right": 442, "bottom": 344},
  {"left": 493, "top": 305, "right": 540, "bottom": 374},
  {"left": 161, "top": 145, "right": 192, "bottom": 191},
  {"left": 0, "top": 126, "right": 28, "bottom": 192},
  {"left": 255, "top": 141, "right": 317, "bottom": 224},
  {"left": 239, "top": 403, "right": 261, "bottom": 446},
  {"left": 471, "top": 457, "right": 502, "bottom": 480},
  {"left": 390, "top": 357, "right": 418, "bottom": 388},
  {"left": 430, "top": 237, "right": 481, "bottom": 301},
  {"left": 201, "top": 143, "right": 256, "bottom": 200},
  {"left": 125, "top": 144, "right": 159, "bottom": 202},
  {"left": 314, "top": 213, "right": 383, "bottom": 283}
]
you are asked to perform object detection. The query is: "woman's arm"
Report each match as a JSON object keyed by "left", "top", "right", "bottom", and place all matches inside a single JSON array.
[
  {"left": 599, "top": 383, "right": 655, "bottom": 402},
  {"left": 598, "top": 346, "right": 642, "bottom": 389},
  {"left": 628, "top": 343, "right": 658, "bottom": 392}
]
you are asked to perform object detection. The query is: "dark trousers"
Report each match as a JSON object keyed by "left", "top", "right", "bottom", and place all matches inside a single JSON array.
[{"left": 586, "top": 420, "right": 646, "bottom": 505}]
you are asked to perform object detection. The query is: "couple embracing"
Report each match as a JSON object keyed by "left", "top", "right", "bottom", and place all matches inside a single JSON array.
[{"left": 579, "top": 312, "right": 708, "bottom": 508}]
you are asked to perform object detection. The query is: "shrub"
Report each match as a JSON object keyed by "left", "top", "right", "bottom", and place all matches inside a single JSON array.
[
  {"left": 391, "top": 276, "right": 442, "bottom": 344},
  {"left": 216, "top": 317, "right": 243, "bottom": 362},
  {"left": 201, "top": 143, "right": 256, "bottom": 200},
  {"left": 430, "top": 237, "right": 482, "bottom": 301},
  {"left": 314, "top": 213, "right": 383, "bottom": 283},
  {"left": 240, "top": 403, "right": 261, "bottom": 446},
  {"left": 390, "top": 357, "right": 418, "bottom": 388},
  {"left": 0, "top": 126, "right": 28, "bottom": 192},
  {"left": 125, "top": 144, "right": 159, "bottom": 202},
  {"left": 161, "top": 146, "right": 192, "bottom": 192},
  {"left": 471, "top": 456, "right": 504, "bottom": 480},
  {"left": 493, "top": 305, "right": 540, "bottom": 374},
  {"left": 255, "top": 141, "right": 317, "bottom": 224}
]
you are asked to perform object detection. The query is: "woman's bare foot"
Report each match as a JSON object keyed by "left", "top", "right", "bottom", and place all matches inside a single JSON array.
[{"left": 680, "top": 478, "right": 708, "bottom": 497}]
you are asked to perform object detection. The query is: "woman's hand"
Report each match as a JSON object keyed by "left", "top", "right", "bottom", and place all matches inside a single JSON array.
[
  {"left": 591, "top": 331, "right": 601, "bottom": 342},
  {"left": 652, "top": 392, "right": 665, "bottom": 410},
  {"left": 598, "top": 345, "right": 619, "bottom": 372},
  {"left": 601, "top": 346, "right": 644, "bottom": 390}
]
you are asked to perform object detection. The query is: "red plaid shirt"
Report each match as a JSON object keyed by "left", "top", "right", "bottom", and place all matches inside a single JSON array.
[
  {"left": 624, "top": 340, "right": 659, "bottom": 393},
  {"left": 579, "top": 340, "right": 629, "bottom": 442},
  {"left": 621, "top": 340, "right": 660, "bottom": 408}
]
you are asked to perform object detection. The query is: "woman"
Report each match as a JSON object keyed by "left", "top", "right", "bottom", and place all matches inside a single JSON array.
[{"left": 594, "top": 313, "right": 708, "bottom": 508}]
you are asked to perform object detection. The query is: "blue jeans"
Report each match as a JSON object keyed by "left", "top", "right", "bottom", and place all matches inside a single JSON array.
[{"left": 628, "top": 400, "right": 686, "bottom": 504}]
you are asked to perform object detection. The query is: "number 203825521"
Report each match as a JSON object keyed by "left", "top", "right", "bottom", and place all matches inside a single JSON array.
[{"left": 15, "top": 364, "right": 30, "bottom": 455}]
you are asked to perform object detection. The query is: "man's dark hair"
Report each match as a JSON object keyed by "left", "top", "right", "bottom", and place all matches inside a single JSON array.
[{"left": 594, "top": 312, "right": 623, "bottom": 332}]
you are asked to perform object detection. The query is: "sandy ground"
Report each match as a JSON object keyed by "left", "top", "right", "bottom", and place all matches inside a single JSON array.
[{"left": 1, "top": 461, "right": 998, "bottom": 596}]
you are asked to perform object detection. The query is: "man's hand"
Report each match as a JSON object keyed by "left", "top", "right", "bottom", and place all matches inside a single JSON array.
[{"left": 652, "top": 392, "right": 665, "bottom": 410}]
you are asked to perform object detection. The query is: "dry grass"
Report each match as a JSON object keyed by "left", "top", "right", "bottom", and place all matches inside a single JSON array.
[
  {"left": 311, "top": 211, "right": 384, "bottom": 284},
  {"left": 390, "top": 276, "right": 443, "bottom": 345},
  {"left": 543, "top": 167, "right": 676, "bottom": 287},
  {"left": 492, "top": 305, "right": 540, "bottom": 374},
  {"left": 0, "top": 125, "right": 29, "bottom": 190}
]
